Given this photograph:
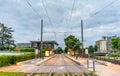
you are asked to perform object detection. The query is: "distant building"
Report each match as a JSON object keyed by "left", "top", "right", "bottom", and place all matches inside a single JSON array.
[
  {"left": 96, "top": 40, "right": 107, "bottom": 53},
  {"left": 30, "top": 41, "right": 58, "bottom": 50},
  {"left": 16, "top": 40, "right": 58, "bottom": 50},
  {"left": 95, "top": 36, "right": 117, "bottom": 53},
  {"left": 16, "top": 43, "right": 31, "bottom": 48}
]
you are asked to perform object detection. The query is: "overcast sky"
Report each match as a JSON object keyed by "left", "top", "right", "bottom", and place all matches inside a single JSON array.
[{"left": 0, "top": 0, "right": 120, "bottom": 48}]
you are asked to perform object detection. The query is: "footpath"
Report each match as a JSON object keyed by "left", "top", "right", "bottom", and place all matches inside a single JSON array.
[{"left": 66, "top": 55, "right": 120, "bottom": 76}]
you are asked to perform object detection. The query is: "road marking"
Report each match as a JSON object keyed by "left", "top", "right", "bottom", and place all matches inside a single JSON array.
[{"left": 58, "top": 67, "right": 65, "bottom": 70}]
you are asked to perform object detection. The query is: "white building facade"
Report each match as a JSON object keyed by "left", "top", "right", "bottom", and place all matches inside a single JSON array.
[{"left": 96, "top": 36, "right": 117, "bottom": 53}]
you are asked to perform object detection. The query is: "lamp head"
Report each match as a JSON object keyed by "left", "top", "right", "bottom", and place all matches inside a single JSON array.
[{"left": 0, "top": 23, "right": 4, "bottom": 29}]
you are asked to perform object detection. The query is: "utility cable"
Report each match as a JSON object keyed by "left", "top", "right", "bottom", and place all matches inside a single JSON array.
[
  {"left": 41, "top": 0, "right": 57, "bottom": 41},
  {"left": 25, "top": 0, "right": 41, "bottom": 18},
  {"left": 86, "top": 0, "right": 119, "bottom": 20}
]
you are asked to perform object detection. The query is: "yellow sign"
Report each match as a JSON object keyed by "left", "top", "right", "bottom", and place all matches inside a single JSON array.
[
  {"left": 45, "top": 51, "right": 49, "bottom": 56},
  {"left": 85, "top": 49, "right": 88, "bottom": 54}
]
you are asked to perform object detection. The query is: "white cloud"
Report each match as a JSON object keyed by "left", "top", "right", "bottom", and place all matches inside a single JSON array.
[
  {"left": 72, "top": 11, "right": 81, "bottom": 17},
  {"left": 0, "top": 0, "right": 120, "bottom": 47}
]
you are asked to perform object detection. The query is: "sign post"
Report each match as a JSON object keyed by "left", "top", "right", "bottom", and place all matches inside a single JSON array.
[
  {"left": 35, "top": 49, "right": 38, "bottom": 59},
  {"left": 85, "top": 49, "right": 89, "bottom": 68}
]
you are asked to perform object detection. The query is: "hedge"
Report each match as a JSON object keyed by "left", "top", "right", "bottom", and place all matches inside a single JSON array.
[
  {"left": 0, "top": 53, "right": 35, "bottom": 67},
  {"left": 20, "top": 48, "right": 35, "bottom": 52},
  {"left": 107, "top": 52, "right": 120, "bottom": 57}
]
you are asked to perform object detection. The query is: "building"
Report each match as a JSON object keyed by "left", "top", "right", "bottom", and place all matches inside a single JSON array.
[
  {"left": 102, "top": 36, "right": 116, "bottom": 52},
  {"left": 16, "top": 43, "right": 31, "bottom": 48},
  {"left": 16, "top": 40, "right": 58, "bottom": 50},
  {"left": 30, "top": 41, "right": 58, "bottom": 50},
  {"left": 95, "top": 36, "right": 117, "bottom": 53},
  {"left": 96, "top": 40, "right": 107, "bottom": 53}
]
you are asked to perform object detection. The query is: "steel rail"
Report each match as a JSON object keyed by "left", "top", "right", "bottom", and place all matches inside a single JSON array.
[
  {"left": 61, "top": 54, "right": 70, "bottom": 76},
  {"left": 65, "top": 55, "right": 89, "bottom": 74},
  {"left": 27, "top": 55, "right": 57, "bottom": 76},
  {"left": 48, "top": 54, "right": 59, "bottom": 76}
]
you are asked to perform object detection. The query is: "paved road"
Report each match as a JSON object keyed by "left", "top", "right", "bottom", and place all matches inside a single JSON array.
[{"left": 0, "top": 54, "right": 88, "bottom": 73}]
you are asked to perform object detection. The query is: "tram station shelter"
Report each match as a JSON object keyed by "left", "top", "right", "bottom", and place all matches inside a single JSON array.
[
  {"left": 30, "top": 40, "right": 58, "bottom": 50},
  {"left": 31, "top": 40, "right": 58, "bottom": 56},
  {"left": 17, "top": 40, "right": 58, "bottom": 50}
]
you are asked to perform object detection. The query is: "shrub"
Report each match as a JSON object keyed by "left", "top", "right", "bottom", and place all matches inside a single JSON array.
[
  {"left": 20, "top": 48, "right": 35, "bottom": 52},
  {"left": 0, "top": 55, "right": 10, "bottom": 67},
  {"left": 0, "top": 53, "right": 35, "bottom": 67},
  {"left": 14, "top": 48, "right": 20, "bottom": 52},
  {"left": 107, "top": 53, "right": 120, "bottom": 57}
]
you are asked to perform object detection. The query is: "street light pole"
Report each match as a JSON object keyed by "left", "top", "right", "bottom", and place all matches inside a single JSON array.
[
  {"left": 0, "top": 23, "right": 4, "bottom": 49},
  {"left": 40, "top": 19, "right": 43, "bottom": 59},
  {"left": 81, "top": 19, "right": 84, "bottom": 57}
]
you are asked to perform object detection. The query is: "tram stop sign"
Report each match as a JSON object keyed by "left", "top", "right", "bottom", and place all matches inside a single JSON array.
[
  {"left": 85, "top": 49, "right": 88, "bottom": 54},
  {"left": 35, "top": 49, "right": 38, "bottom": 55}
]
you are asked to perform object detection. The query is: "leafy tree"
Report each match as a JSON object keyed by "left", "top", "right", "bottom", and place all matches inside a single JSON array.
[
  {"left": 94, "top": 45, "right": 98, "bottom": 51},
  {"left": 64, "top": 47, "right": 68, "bottom": 53},
  {"left": 64, "top": 35, "right": 81, "bottom": 53},
  {"left": 112, "top": 38, "right": 120, "bottom": 51},
  {"left": 88, "top": 45, "right": 94, "bottom": 53},
  {"left": 55, "top": 47, "right": 63, "bottom": 54},
  {"left": 0, "top": 24, "right": 15, "bottom": 50},
  {"left": 88, "top": 45, "right": 98, "bottom": 54},
  {"left": 118, "top": 38, "right": 120, "bottom": 51}
]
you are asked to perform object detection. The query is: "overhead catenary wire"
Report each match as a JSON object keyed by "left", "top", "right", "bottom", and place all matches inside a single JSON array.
[
  {"left": 43, "top": 31, "right": 81, "bottom": 33},
  {"left": 25, "top": 0, "right": 41, "bottom": 18},
  {"left": 64, "top": 0, "right": 76, "bottom": 37},
  {"left": 93, "top": 0, "right": 119, "bottom": 16},
  {"left": 68, "top": 0, "right": 76, "bottom": 26},
  {"left": 85, "top": 0, "right": 119, "bottom": 21},
  {"left": 41, "top": 0, "right": 57, "bottom": 41},
  {"left": 41, "top": 0, "right": 54, "bottom": 28}
]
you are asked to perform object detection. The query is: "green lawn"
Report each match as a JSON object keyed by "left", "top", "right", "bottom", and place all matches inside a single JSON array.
[{"left": 0, "top": 72, "right": 25, "bottom": 76}]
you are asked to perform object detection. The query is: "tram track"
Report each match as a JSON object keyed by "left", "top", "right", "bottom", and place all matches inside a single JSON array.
[
  {"left": 26, "top": 54, "right": 88, "bottom": 76},
  {"left": 26, "top": 55, "right": 57, "bottom": 76}
]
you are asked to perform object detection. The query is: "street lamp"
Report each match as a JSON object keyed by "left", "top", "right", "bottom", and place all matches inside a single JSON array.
[{"left": 0, "top": 23, "right": 4, "bottom": 29}]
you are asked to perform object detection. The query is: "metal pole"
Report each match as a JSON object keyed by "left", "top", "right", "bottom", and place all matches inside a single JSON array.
[
  {"left": 93, "top": 50, "right": 96, "bottom": 72},
  {"left": 93, "top": 58, "right": 95, "bottom": 72},
  {"left": 40, "top": 19, "right": 43, "bottom": 59},
  {"left": 87, "top": 54, "right": 89, "bottom": 68},
  {"left": 81, "top": 19, "right": 84, "bottom": 57},
  {"left": 0, "top": 23, "right": 4, "bottom": 50}
]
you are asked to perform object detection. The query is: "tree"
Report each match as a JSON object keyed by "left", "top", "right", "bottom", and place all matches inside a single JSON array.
[
  {"left": 55, "top": 47, "right": 63, "bottom": 54},
  {"left": 94, "top": 45, "right": 98, "bottom": 51},
  {"left": 112, "top": 38, "right": 120, "bottom": 51},
  {"left": 64, "top": 35, "right": 81, "bottom": 53},
  {"left": 88, "top": 45, "right": 94, "bottom": 53},
  {"left": 0, "top": 24, "right": 15, "bottom": 50},
  {"left": 112, "top": 38, "right": 118, "bottom": 50},
  {"left": 118, "top": 38, "right": 120, "bottom": 51},
  {"left": 64, "top": 47, "right": 68, "bottom": 53},
  {"left": 88, "top": 45, "right": 98, "bottom": 54}
]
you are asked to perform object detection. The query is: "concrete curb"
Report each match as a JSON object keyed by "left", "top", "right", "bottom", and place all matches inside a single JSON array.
[
  {"left": 16, "top": 55, "right": 56, "bottom": 66},
  {"left": 16, "top": 59, "right": 34, "bottom": 66},
  {"left": 95, "top": 60, "right": 111, "bottom": 66},
  {"left": 35, "top": 55, "right": 56, "bottom": 66},
  {"left": 65, "top": 55, "right": 82, "bottom": 65}
]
